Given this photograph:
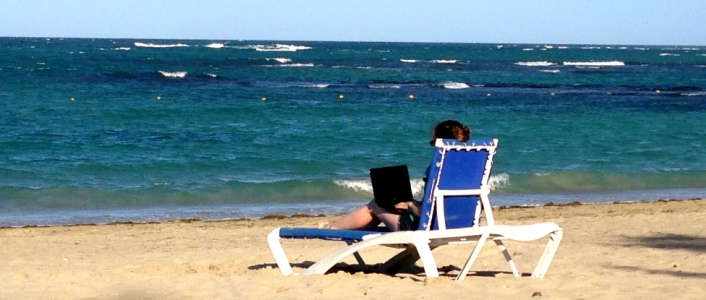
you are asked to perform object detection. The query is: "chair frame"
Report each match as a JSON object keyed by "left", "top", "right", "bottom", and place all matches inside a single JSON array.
[{"left": 267, "top": 138, "right": 563, "bottom": 281}]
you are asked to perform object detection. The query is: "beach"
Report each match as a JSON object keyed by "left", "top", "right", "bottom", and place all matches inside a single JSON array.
[{"left": 2, "top": 199, "right": 705, "bottom": 299}]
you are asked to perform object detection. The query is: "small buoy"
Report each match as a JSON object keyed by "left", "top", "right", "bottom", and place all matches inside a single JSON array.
[
  {"left": 156, "top": 96, "right": 161, "bottom": 100},
  {"left": 487, "top": 93, "right": 492, "bottom": 97},
  {"left": 655, "top": 89, "right": 661, "bottom": 93},
  {"left": 261, "top": 97, "right": 267, "bottom": 101},
  {"left": 70, "top": 97, "right": 75, "bottom": 101},
  {"left": 408, "top": 94, "right": 414, "bottom": 99},
  {"left": 339, "top": 94, "right": 344, "bottom": 99}
]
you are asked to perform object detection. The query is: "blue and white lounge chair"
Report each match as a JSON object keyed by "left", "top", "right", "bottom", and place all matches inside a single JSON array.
[{"left": 268, "top": 138, "right": 563, "bottom": 281}]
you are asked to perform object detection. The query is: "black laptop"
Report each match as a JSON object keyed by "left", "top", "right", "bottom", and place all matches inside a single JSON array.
[{"left": 369, "top": 165, "right": 414, "bottom": 212}]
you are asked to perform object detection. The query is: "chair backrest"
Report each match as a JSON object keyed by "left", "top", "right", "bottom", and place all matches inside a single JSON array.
[{"left": 417, "top": 138, "right": 498, "bottom": 231}]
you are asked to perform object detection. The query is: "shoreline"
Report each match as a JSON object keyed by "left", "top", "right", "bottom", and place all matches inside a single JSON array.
[
  {"left": 2, "top": 196, "right": 703, "bottom": 229},
  {"left": 3, "top": 198, "right": 706, "bottom": 298}
]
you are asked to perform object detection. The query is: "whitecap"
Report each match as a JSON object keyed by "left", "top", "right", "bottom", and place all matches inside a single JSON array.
[
  {"left": 659, "top": 53, "right": 680, "bottom": 56},
  {"left": 254, "top": 44, "right": 312, "bottom": 52},
  {"left": 369, "top": 84, "right": 402, "bottom": 89},
  {"left": 522, "top": 48, "right": 534, "bottom": 51},
  {"left": 681, "top": 91, "right": 706, "bottom": 97},
  {"left": 114, "top": 47, "right": 131, "bottom": 51},
  {"left": 430, "top": 59, "right": 457, "bottom": 64},
  {"left": 515, "top": 61, "right": 556, "bottom": 67},
  {"left": 299, "top": 84, "right": 329, "bottom": 88},
  {"left": 540, "top": 69, "right": 561, "bottom": 73},
  {"left": 158, "top": 71, "right": 187, "bottom": 78},
  {"left": 441, "top": 82, "right": 470, "bottom": 89},
  {"left": 563, "top": 61, "right": 625, "bottom": 66},
  {"left": 277, "top": 63, "right": 315, "bottom": 68},
  {"left": 205, "top": 43, "right": 225, "bottom": 49},
  {"left": 273, "top": 58, "right": 292, "bottom": 63},
  {"left": 400, "top": 59, "right": 418, "bottom": 63},
  {"left": 134, "top": 42, "right": 189, "bottom": 48}
]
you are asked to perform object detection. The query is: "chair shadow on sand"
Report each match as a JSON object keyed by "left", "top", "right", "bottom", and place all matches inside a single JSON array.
[{"left": 248, "top": 261, "right": 528, "bottom": 279}]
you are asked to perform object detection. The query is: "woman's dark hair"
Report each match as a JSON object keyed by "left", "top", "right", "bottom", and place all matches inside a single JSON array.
[{"left": 430, "top": 120, "right": 471, "bottom": 145}]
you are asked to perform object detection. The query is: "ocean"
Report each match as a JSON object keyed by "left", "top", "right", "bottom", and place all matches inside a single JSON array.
[{"left": 1, "top": 37, "right": 705, "bottom": 227}]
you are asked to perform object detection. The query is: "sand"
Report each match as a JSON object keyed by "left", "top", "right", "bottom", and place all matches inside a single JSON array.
[{"left": 2, "top": 199, "right": 706, "bottom": 299}]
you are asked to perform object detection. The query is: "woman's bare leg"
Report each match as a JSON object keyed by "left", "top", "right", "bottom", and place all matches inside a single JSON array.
[
  {"left": 321, "top": 200, "right": 401, "bottom": 231},
  {"left": 325, "top": 200, "right": 380, "bottom": 230},
  {"left": 370, "top": 203, "right": 401, "bottom": 231}
]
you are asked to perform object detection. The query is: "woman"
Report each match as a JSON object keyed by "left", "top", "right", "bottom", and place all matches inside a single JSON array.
[{"left": 318, "top": 120, "right": 471, "bottom": 231}]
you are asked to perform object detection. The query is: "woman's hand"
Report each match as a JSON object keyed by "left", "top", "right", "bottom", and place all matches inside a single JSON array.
[
  {"left": 394, "top": 201, "right": 413, "bottom": 211},
  {"left": 394, "top": 201, "right": 421, "bottom": 217}
]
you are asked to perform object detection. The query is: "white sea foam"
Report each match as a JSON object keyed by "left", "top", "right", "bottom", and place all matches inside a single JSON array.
[
  {"left": 563, "top": 61, "right": 625, "bottom": 67},
  {"left": 254, "top": 44, "right": 312, "bottom": 52},
  {"left": 205, "top": 43, "right": 225, "bottom": 49},
  {"left": 558, "top": 46, "right": 569, "bottom": 49},
  {"left": 515, "top": 61, "right": 556, "bottom": 67},
  {"left": 158, "top": 71, "right": 187, "bottom": 78},
  {"left": 522, "top": 48, "right": 534, "bottom": 51},
  {"left": 273, "top": 58, "right": 292, "bottom": 63},
  {"left": 681, "top": 91, "right": 706, "bottom": 97},
  {"left": 369, "top": 84, "right": 402, "bottom": 89},
  {"left": 660, "top": 53, "right": 680, "bottom": 57},
  {"left": 400, "top": 59, "right": 418, "bottom": 63},
  {"left": 580, "top": 46, "right": 601, "bottom": 50},
  {"left": 334, "top": 178, "right": 428, "bottom": 196},
  {"left": 134, "top": 42, "right": 189, "bottom": 48},
  {"left": 430, "top": 59, "right": 457, "bottom": 64},
  {"left": 114, "top": 47, "right": 131, "bottom": 51},
  {"left": 488, "top": 173, "right": 510, "bottom": 191},
  {"left": 333, "top": 179, "right": 373, "bottom": 194},
  {"left": 540, "top": 69, "right": 561, "bottom": 73},
  {"left": 441, "top": 82, "right": 470, "bottom": 89},
  {"left": 544, "top": 45, "right": 554, "bottom": 49},
  {"left": 300, "top": 84, "right": 329, "bottom": 88},
  {"left": 277, "top": 63, "right": 315, "bottom": 68}
]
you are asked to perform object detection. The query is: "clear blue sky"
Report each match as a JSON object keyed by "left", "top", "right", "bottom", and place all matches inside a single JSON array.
[{"left": 2, "top": 0, "right": 705, "bottom": 45}]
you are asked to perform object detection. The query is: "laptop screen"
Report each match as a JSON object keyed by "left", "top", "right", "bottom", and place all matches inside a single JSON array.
[{"left": 369, "top": 165, "right": 413, "bottom": 211}]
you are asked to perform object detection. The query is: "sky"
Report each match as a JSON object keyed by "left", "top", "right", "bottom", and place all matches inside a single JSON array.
[{"left": 1, "top": 0, "right": 705, "bottom": 46}]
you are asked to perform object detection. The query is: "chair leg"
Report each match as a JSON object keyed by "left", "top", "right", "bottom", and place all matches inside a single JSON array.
[
  {"left": 413, "top": 236, "right": 439, "bottom": 278},
  {"left": 455, "top": 232, "right": 490, "bottom": 281},
  {"left": 531, "top": 229, "right": 563, "bottom": 278},
  {"left": 347, "top": 241, "right": 366, "bottom": 267},
  {"left": 494, "top": 239, "right": 520, "bottom": 277},
  {"left": 267, "top": 228, "right": 293, "bottom": 275}
]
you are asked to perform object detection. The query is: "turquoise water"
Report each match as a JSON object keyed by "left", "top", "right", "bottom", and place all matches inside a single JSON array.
[{"left": 1, "top": 38, "right": 705, "bottom": 226}]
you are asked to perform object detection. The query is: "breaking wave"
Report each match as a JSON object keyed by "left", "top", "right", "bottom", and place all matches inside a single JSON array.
[
  {"left": 563, "top": 61, "right": 625, "bottom": 66},
  {"left": 158, "top": 71, "right": 187, "bottom": 78},
  {"left": 134, "top": 42, "right": 189, "bottom": 48}
]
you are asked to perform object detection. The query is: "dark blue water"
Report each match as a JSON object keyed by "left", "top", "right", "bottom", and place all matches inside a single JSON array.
[{"left": 1, "top": 38, "right": 705, "bottom": 226}]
